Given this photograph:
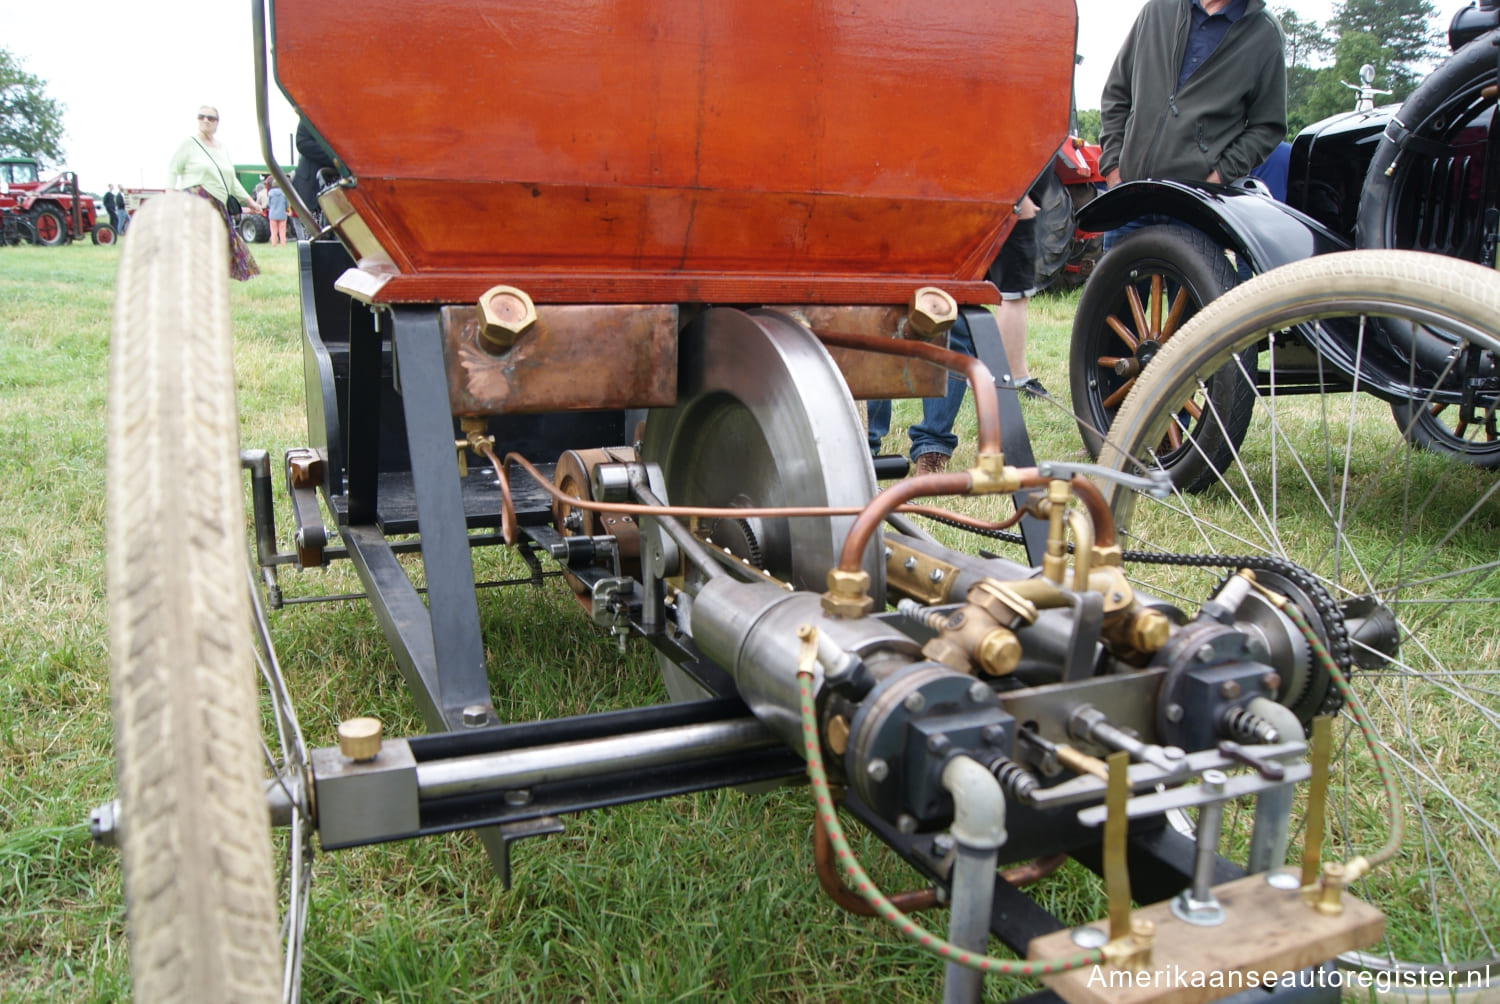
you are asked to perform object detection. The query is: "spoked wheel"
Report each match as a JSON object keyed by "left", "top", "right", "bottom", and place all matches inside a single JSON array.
[
  {"left": 107, "top": 192, "right": 303, "bottom": 1002},
  {"left": 1099, "top": 250, "right": 1500, "bottom": 987},
  {"left": 1071, "top": 224, "right": 1255, "bottom": 493}
]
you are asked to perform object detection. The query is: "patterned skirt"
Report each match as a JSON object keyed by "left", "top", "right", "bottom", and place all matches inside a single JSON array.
[{"left": 185, "top": 185, "right": 260, "bottom": 282}]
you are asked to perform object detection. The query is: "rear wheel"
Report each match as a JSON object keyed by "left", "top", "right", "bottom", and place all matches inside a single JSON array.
[
  {"left": 31, "top": 204, "right": 67, "bottom": 246},
  {"left": 1100, "top": 250, "right": 1500, "bottom": 986},
  {"left": 1071, "top": 224, "right": 1255, "bottom": 492},
  {"left": 239, "top": 214, "right": 269, "bottom": 244},
  {"left": 107, "top": 192, "right": 282, "bottom": 1002}
]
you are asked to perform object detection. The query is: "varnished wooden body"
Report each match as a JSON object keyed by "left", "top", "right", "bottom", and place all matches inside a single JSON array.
[{"left": 273, "top": 0, "right": 1077, "bottom": 305}]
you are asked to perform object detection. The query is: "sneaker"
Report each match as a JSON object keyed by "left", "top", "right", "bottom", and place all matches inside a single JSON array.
[
  {"left": 1019, "top": 378, "right": 1053, "bottom": 400},
  {"left": 914, "top": 452, "right": 950, "bottom": 475}
]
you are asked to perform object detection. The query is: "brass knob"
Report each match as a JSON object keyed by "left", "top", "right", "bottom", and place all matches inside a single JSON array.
[{"left": 337, "top": 717, "right": 383, "bottom": 762}]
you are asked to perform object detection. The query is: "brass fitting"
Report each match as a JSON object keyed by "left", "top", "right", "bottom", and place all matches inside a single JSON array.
[
  {"left": 826, "top": 714, "right": 851, "bottom": 755},
  {"left": 1042, "top": 479, "right": 1073, "bottom": 585},
  {"left": 1312, "top": 861, "right": 1347, "bottom": 916},
  {"left": 1102, "top": 918, "right": 1156, "bottom": 970},
  {"left": 1093, "top": 543, "right": 1124, "bottom": 567},
  {"left": 969, "top": 580, "right": 1039, "bottom": 627},
  {"left": 477, "top": 284, "right": 538, "bottom": 353},
  {"left": 1127, "top": 607, "right": 1172, "bottom": 653},
  {"left": 455, "top": 416, "right": 494, "bottom": 478},
  {"left": 337, "top": 717, "right": 383, "bottom": 762},
  {"left": 969, "top": 453, "right": 1019, "bottom": 494},
  {"left": 976, "top": 628, "right": 1022, "bottom": 676},
  {"left": 906, "top": 286, "right": 958, "bottom": 339},
  {"left": 822, "top": 568, "right": 874, "bottom": 619}
]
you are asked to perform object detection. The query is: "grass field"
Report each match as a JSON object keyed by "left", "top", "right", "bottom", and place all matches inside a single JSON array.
[{"left": 2, "top": 235, "right": 1495, "bottom": 1002}]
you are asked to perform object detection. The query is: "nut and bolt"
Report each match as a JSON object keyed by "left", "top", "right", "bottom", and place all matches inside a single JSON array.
[
  {"left": 1261, "top": 672, "right": 1282, "bottom": 693},
  {"left": 1197, "top": 642, "right": 1218, "bottom": 663},
  {"left": 866, "top": 758, "right": 890, "bottom": 782},
  {"left": 968, "top": 681, "right": 993, "bottom": 704},
  {"left": 896, "top": 813, "right": 919, "bottom": 834},
  {"left": 462, "top": 704, "right": 492, "bottom": 727},
  {"left": 1219, "top": 680, "right": 1242, "bottom": 700},
  {"left": 927, "top": 733, "right": 952, "bottom": 755},
  {"left": 1164, "top": 703, "right": 1184, "bottom": 723},
  {"left": 904, "top": 556, "right": 919, "bottom": 571},
  {"left": 932, "top": 832, "right": 956, "bottom": 855},
  {"left": 503, "top": 789, "right": 533, "bottom": 807},
  {"left": 982, "top": 724, "right": 1008, "bottom": 746},
  {"left": 929, "top": 569, "right": 945, "bottom": 584},
  {"left": 903, "top": 692, "right": 927, "bottom": 714}
]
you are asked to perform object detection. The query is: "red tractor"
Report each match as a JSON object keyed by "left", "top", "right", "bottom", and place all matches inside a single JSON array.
[{"left": 0, "top": 156, "right": 114, "bottom": 246}]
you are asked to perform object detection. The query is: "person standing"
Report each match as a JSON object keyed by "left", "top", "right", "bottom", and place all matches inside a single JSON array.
[
  {"left": 103, "top": 185, "right": 121, "bottom": 232},
  {"left": 866, "top": 188, "right": 1048, "bottom": 475},
  {"left": 114, "top": 187, "right": 131, "bottom": 235},
  {"left": 1098, "top": 0, "right": 1286, "bottom": 246},
  {"left": 266, "top": 182, "right": 289, "bottom": 246},
  {"left": 166, "top": 104, "right": 260, "bottom": 280}
]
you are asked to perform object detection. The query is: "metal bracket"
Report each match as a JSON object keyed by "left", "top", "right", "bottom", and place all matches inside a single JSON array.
[{"left": 496, "top": 815, "right": 566, "bottom": 890}]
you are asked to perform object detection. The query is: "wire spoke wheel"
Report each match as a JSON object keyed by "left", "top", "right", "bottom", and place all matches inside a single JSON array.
[
  {"left": 1071, "top": 224, "right": 1255, "bottom": 493},
  {"left": 106, "top": 191, "right": 293, "bottom": 1002},
  {"left": 1098, "top": 251, "right": 1500, "bottom": 989}
]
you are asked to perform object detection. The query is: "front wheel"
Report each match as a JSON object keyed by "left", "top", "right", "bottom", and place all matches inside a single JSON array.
[
  {"left": 107, "top": 192, "right": 282, "bottom": 1002},
  {"left": 91, "top": 222, "right": 117, "bottom": 245},
  {"left": 1070, "top": 224, "right": 1255, "bottom": 492},
  {"left": 239, "top": 214, "right": 269, "bottom": 244},
  {"left": 1100, "top": 249, "right": 1500, "bottom": 987}
]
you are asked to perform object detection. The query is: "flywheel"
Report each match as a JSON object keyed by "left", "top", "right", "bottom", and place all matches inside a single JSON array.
[{"left": 640, "top": 307, "right": 884, "bottom": 597}]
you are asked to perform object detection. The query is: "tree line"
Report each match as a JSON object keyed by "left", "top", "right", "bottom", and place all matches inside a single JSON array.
[{"left": 1075, "top": 0, "right": 1444, "bottom": 143}]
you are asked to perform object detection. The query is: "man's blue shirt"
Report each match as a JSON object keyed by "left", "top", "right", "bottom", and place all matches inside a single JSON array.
[{"left": 1178, "top": 0, "right": 1248, "bottom": 88}]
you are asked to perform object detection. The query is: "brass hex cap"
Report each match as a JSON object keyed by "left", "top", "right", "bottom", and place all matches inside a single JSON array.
[
  {"left": 478, "top": 284, "right": 538, "bottom": 353},
  {"left": 822, "top": 568, "right": 873, "bottom": 618},
  {"left": 977, "top": 628, "right": 1022, "bottom": 676},
  {"left": 337, "top": 717, "right": 384, "bottom": 762},
  {"left": 1128, "top": 608, "right": 1172, "bottom": 653},
  {"left": 907, "top": 286, "right": 958, "bottom": 339}
]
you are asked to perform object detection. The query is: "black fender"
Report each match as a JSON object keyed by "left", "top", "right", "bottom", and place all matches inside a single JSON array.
[{"left": 1076, "top": 179, "right": 1351, "bottom": 274}]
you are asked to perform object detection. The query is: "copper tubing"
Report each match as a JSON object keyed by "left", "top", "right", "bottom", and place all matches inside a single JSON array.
[
  {"left": 900, "top": 504, "right": 1027, "bottom": 534},
  {"left": 812, "top": 804, "right": 1069, "bottom": 916},
  {"left": 814, "top": 329, "right": 1003, "bottom": 457},
  {"left": 836, "top": 472, "right": 975, "bottom": 573},
  {"left": 1014, "top": 470, "right": 1117, "bottom": 549},
  {"left": 476, "top": 441, "right": 519, "bottom": 545}
]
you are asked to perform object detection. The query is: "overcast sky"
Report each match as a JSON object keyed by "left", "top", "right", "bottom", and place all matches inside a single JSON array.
[{"left": 0, "top": 0, "right": 1427, "bottom": 194}]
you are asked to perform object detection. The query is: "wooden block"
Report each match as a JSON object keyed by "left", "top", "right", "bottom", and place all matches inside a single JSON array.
[{"left": 1027, "top": 873, "right": 1384, "bottom": 1004}]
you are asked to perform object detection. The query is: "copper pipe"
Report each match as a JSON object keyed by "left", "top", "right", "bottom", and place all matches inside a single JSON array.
[
  {"left": 836, "top": 472, "right": 974, "bottom": 573},
  {"left": 900, "top": 504, "right": 1026, "bottom": 533},
  {"left": 813, "top": 804, "right": 939, "bottom": 916},
  {"left": 476, "top": 441, "right": 519, "bottom": 545},
  {"left": 813, "top": 802, "right": 1069, "bottom": 916},
  {"left": 1013, "top": 471, "right": 1117, "bottom": 549},
  {"left": 813, "top": 329, "right": 1003, "bottom": 458}
]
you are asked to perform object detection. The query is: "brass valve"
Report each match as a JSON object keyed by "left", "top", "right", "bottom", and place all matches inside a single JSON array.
[{"left": 455, "top": 416, "right": 494, "bottom": 478}]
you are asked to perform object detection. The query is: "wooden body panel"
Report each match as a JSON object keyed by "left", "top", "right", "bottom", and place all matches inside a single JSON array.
[{"left": 273, "top": 0, "right": 1077, "bottom": 305}]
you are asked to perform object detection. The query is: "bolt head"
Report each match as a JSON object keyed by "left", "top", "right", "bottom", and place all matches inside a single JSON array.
[
  {"left": 903, "top": 691, "right": 927, "bottom": 714},
  {"left": 968, "top": 681, "right": 993, "bottom": 704},
  {"left": 928, "top": 568, "right": 945, "bottom": 584},
  {"left": 932, "top": 832, "right": 956, "bottom": 854},
  {"left": 904, "top": 556, "right": 919, "bottom": 571},
  {"left": 1196, "top": 642, "right": 1217, "bottom": 663},
  {"left": 1219, "top": 680, "right": 1242, "bottom": 700},
  {"left": 907, "top": 286, "right": 958, "bottom": 339},
  {"left": 926, "top": 733, "right": 951, "bottom": 755},
  {"left": 477, "top": 284, "right": 538, "bottom": 352},
  {"left": 1261, "top": 672, "right": 1281, "bottom": 693},
  {"left": 866, "top": 758, "right": 890, "bottom": 782},
  {"left": 896, "top": 813, "right": 918, "bottom": 834},
  {"left": 1165, "top": 703, "right": 1184, "bottom": 723},
  {"left": 462, "top": 704, "right": 492, "bottom": 727},
  {"left": 982, "top": 724, "right": 1008, "bottom": 745}
]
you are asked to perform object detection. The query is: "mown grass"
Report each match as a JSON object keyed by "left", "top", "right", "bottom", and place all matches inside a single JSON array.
[
  {"left": 2, "top": 237, "right": 1493, "bottom": 1001},
  {"left": 0, "top": 241, "right": 1103, "bottom": 1002}
]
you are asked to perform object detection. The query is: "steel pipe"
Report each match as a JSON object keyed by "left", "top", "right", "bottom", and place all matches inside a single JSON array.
[{"left": 414, "top": 718, "right": 777, "bottom": 800}]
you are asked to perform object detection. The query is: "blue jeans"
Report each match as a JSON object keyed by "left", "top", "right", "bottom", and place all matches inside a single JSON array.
[{"left": 867, "top": 313, "right": 974, "bottom": 460}]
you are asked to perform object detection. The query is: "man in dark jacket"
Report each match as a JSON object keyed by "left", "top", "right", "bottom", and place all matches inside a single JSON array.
[{"left": 1099, "top": 0, "right": 1286, "bottom": 190}]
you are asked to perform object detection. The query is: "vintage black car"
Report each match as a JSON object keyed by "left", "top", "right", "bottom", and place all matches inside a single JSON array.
[{"left": 1070, "top": 15, "right": 1499, "bottom": 482}]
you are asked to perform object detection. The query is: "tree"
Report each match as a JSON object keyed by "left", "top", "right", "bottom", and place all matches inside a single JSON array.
[
  {"left": 1302, "top": 30, "right": 1390, "bottom": 126},
  {"left": 1277, "top": 8, "right": 1334, "bottom": 135},
  {"left": 1075, "top": 107, "right": 1101, "bottom": 145},
  {"left": 0, "top": 48, "right": 65, "bottom": 167}
]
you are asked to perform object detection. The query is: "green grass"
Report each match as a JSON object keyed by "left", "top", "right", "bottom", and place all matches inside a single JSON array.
[{"left": 2, "top": 238, "right": 1494, "bottom": 1001}]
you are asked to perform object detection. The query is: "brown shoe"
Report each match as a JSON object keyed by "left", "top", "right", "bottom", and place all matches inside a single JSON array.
[{"left": 914, "top": 452, "right": 949, "bottom": 475}]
